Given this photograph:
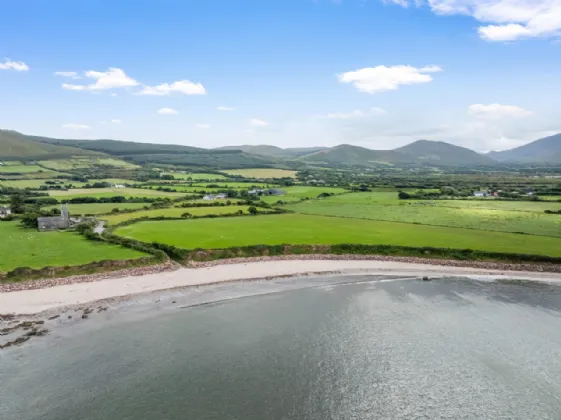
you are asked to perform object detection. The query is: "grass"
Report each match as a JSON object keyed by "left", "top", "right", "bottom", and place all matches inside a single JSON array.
[
  {"left": 287, "top": 192, "right": 561, "bottom": 237},
  {"left": 38, "top": 157, "right": 138, "bottom": 170},
  {"left": 0, "top": 178, "right": 138, "bottom": 189},
  {"left": 48, "top": 188, "right": 186, "bottom": 200},
  {"left": 221, "top": 168, "right": 298, "bottom": 179},
  {"left": 45, "top": 202, "right": 149, "bottom": 215},
  {"left": 260, "top": 186, "right": 348, "bottom": 204},
  {"left": 103, "top": 205, "right": 257, "bottom": 225},
  {"left": 0, "top": 222, "right": 146, "bottom": 273},
  {"left": 113, "top": 214, "right": 561, "bottom": 257},
  {"left": 161, "top": 172, "right": 227, "bottom": 181},
  {"left": 0, "top": 165, "right": 55, "bottom": 173}
]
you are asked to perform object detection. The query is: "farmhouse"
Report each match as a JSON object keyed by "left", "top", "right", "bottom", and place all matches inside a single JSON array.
[
  {"left": 113, "top": 184, "right": 126, "bottom": 188},
  {"left": 249, "top": 188, "right": 285, "bottom": 196},
  {"left": 473, "top": 191, "right": 488, "bottom": 197},
  {"left": 0, "top": 206, "right": 11, "bottom": 218},
  {"left": 203, "top": 193, "right": 227, "bottom": 200}
]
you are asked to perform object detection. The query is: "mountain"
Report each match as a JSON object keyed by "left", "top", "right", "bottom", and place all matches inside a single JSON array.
[
  {"left": 0, "top": 130, "right": 101, "bottom": 160},
  {"left": 215, "top": 145, "right": 327, "bottom": 158},
  {"left": 395, "top": 140, "right": 495, "bottom": 165},
  {"left": 299, "top": 144, "right": 410, "bottom": 166},
  {"left": 487, "top": 133, "right": 561, "bottom": 163}
]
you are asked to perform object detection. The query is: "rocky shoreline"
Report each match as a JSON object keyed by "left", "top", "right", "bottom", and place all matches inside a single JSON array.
[{"left": 1, "top": 254, "right": 559, "bottom": 294}]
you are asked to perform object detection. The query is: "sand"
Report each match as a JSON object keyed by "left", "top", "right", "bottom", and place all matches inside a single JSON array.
[{"left": 1, "top": 260, "right": 560, "bottom": 314}]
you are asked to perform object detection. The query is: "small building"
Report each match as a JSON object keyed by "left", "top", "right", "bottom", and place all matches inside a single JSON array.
[
  {"left": 248, "top": 189, "right": 264, "bottom": 195},
  {"left": 37, "top": 204, "right": 70, "bottom": 231},
  {"left": 267, "top": 188, "right": 285, "bottom": 196},
  {"left": 216, "top": 193, "right": 227, "bottom": 199},
  {"left": 473, "top": 191, "right": 488, "bottom": 197},
  {"left": 113, "top": 184, "right": 126, "bottom": 189},
  {"left": 203, "top": 194, "right": 216, "bottom": 201},
  {"left": 0, "top": 206, "right": 11, "bottom": 218}
]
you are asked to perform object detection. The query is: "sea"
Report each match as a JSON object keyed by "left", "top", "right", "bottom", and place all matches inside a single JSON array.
[{"left": 2, "top": 275, "right": 561, "bottom": 420}]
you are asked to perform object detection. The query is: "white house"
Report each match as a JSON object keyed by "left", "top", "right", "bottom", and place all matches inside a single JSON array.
[
  {"left": 0, "top": 206, "right": 11, "bottom": 218},
  {"left": 203, "top": 194, "right": 216, "bottom": 201},
  {"left": 473, "top": 191, "right": 488, "bottom": 197},
  {"left": 113, "top": 184, "right": 126, "bottom": 188}
]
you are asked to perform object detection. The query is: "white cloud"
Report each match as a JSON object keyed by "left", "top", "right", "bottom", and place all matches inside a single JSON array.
[
  {"left": 338, "top": 65, "right": 442, "bottom": 94},
  {"left": 386, "top": 0, "right": 561, "bottom": 41},
  {"left": 138, "top": 80, "right": 206, "bottom": 96},
  {"left": 0, "top": 58, "right": 29, "bottom": 71},
  {"left": 217, "top": 106, "right": 234, "bottom": 111},
  {"left": 62, "top": 68, "right": 138, "bottom": 91},
  {"left": 111, "top": 119, "right": 122, "bottom": 124},
  {"left": 249, "top": 118, "right": 269, "bottom": 127},
  {"left": 195, "top": 124, "right": 211, "bottom": 129},
  {"left": 319, "top": 107, "right": 387, "bottom": 119},
  {"left": 62, "top": 123, "right": 91, "bottom": 130},
  {"left": 468, "top": 103, "right": 533, "bottom": 118},
  {"left": 110, "top": 93, "right": 118, "bottom": 97},
  {"left": 157, "top": 107, "right": 178, "bottom": 115},
  {"left": 54, "top": 71, "right": 80, "bottom": 79}
]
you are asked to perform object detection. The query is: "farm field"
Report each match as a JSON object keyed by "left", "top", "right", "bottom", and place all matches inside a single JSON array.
[
  {"left": 113, "top": 214, "right": 561, "bottom": 257},
  {"left": 48, "top": 188, "right": 186, "bottom": 200},
  {"left": 38, "top": 157, "right": 138, "bottom": 170},
  {"left": 162, "top": 172, "right": 227, "bottom": 181},
  {"left": 45, "top": 202, "right": 149, "bottom": 215},
  {"left": 260, "top": 186, "right": 348, "bottom": 204},
  {"left": 287, "top": 192, "right": 561, "bottom": 237},
  {"left": 222, "top": 168, "right": 298, "bottom": 178},
  {"left": 0, "top": 165, "right": 55, "bottom": 173},
  {"left": 0, "top": 178, "right": 137, "bottom": 189},
  {"left": 0, "top": 222, "right": 146, "bottom": 273},
  {"left": 103, "top": 205, "right": 258, "bottom": 225}
]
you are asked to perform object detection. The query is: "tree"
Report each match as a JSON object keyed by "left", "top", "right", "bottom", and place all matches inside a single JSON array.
[
  {"left": 10, "top": 193, "right": 25, "bottom": 214},
  {"left": 248, "top": 206, "right": 258, "bottom": 215},
  {"left": 20, "top": 212, "right": 39, "bottom": 229},
  {"left": 398, "top": 191, "right": 411, "bottom": 200},
  {"left": 181, "top": 212, "right": 193, "bottom": 219}
]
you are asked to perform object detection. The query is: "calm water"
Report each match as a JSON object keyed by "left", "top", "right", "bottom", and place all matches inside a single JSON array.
[{"left": 3, "top": 276, "right": 561, "bottom": 419}]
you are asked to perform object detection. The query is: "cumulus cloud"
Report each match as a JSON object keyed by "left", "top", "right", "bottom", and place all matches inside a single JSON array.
[
  {"left": 385, "top": 0, "right": 561, "bottom": 41},
  {"left": 319, "top": 107, "right": 387, "bottom": 119},
  {"left": 157, "top": 107, "right": 178, "bottom": 115},
  {"left": 468, "top": 103, "right": 533, "bottom": 118},
  {"left": 138, "top": 80, "right": 206, "bottom": 96},
  {"left": 0, "top": 58, "right": 29, "bottom": 71},
  {"left": 249, "top": 118, "right": 269, "bottom": 127},
  {"left": 195, "top": 124, "right": 211, "bottom": 129},
  {"left": 62, "top": 123, "right": 91, "bottom": 130},
  {"left": 62, "top": 68, "right": 139, "bottom": 91},
  {"left": 54, "top": 71, "right": 80, "bottom": 79},
  {"left": 338, "top": 65, "right": 442, "bottom": 93},
  {"left": 217, "top": 106, "right": 234, "bottom": 111}
]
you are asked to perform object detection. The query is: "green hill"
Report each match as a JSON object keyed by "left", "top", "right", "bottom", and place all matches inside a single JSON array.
[
  {"left": 216, "top": 145, "right": 327, "bottom": 158},
  {"left": 487, "top": 133, "right": 561, "bottom": 163},
  {"left": 0, "top": 130, "right": 101, "bottom": 161},
  {"left": 299, "top": 144, "right": 409, "bottom": 166},
  {"left": 395, "top": 140, "right": 495, "bottom": 166}
]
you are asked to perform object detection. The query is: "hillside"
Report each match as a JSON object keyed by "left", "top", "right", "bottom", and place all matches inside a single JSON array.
[
  {"left": 38, "top": 138, "right": 207, "bottom": 155},
  {"left": 299, "top": 144, "right": 410, "bottom": 166},
  {"left": 216, "top": 145, "right": 327, "bottom": 158},
  {"left": 395, "top": 140, "right": 495, "bottom": 165},
  {"left": 0, "top": 130, "right": 101, "bottom": 161},
  {"left": 488, "top": 133, "right": 561, "bottom": 163}
]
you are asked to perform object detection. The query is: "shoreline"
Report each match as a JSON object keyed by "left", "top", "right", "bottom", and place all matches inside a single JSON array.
[{"left": 1, "top": 257, "right": 561, "bottom": 315}]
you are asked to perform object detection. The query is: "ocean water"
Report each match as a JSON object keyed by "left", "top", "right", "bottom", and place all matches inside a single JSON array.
[{"left": 3, "top": 276, "right": 561, "bottom": 419}]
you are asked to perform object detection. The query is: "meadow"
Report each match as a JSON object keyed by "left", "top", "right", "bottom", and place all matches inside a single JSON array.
[
  {"left": 113, "top": 214, "right": 561, "bottom": 257},
  {"left": 221, "top": 168, "right": 298, "bottom": 178},
  {"left": 103, "top": 205, "right": 258, "bottom": 225},
  {"left": 0, "top": 222, "right": 146, "bottom": 273},
  {"left": 287, "top": 192, "right": 561, "bottom": 237},
  {"left": 48, "top": 188, "right": 186, "bottom": 200},
  {"left": 161, "top": 172, "right": 227, "bottom": 181},
  {"left": 260, "top": 186, "right": 348, "bottom": 204},
  {"left": 0, "top": 165, "right": 55, "bottom": 173},
  {"left": 0, "top": 178, "right": 137, "bottom": 189},
  {"left": 38, "top": 157, "right": 138, "bottom": 170},
  {"left": 45, "top": 202, "right": 149, "bottom": 215}
]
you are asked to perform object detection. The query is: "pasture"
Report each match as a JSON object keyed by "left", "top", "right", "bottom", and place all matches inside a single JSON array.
[
  {"left": 45, "top": 202, "right": 149, "bottom": 215},
  {"left": 287, "top": 192, "right": 561, "bottom": 237},
  {"left": 222, "top": 168, "right": 298, "bottom": 179},
  {"left": 0, "top": 165, "right": 55, "bottom": 173},
  {"left": 0, "top": 222, "right": 146, "bottom": 273},
  {"left": 113, "top": 214, "right": 561, "bottom": 257},
  {"left": 162, "top": 172, "right": 227, "bottom": 181},
  {"left": 260, "top": 186, "right": 348, "bottom": 204},
  {"left": 48, "top": 188, "right": 186, "bottom": 200},
  {"left": 103, "top": 205, "right": 257, "bottom": 225},
  {"left": 38, "top": 157, "right": 138, "bottom": 170}
]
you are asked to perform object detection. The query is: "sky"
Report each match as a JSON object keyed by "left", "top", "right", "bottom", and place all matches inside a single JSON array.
[{"left": 1, "top": 0, "right": 560, "bottom": 152}]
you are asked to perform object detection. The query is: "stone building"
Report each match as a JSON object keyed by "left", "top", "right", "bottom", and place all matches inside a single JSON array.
[{"left": 37, "top": 204, "right": 71, "bottom": 231}]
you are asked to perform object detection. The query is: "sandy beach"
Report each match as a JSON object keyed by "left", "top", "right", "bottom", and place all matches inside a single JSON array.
[{"left": 1, "top": 259, "right": 561, "bottom": 315}]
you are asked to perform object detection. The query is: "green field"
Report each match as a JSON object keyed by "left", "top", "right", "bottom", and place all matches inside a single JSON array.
[
  {"left": 113, "top": 214, "right": 561, "bottom": 257},
  {"left": 0, "top": 222, "right": 146, "bottom": 273},
  {"left": 287, "top": 192, "right": 561, "bottom": 237},
  {"left": 45, "top": 202, "right": 149, "bottom": 215},
  {"left": 0, "top": 178, "right": 138, "bottom": 189},
  {"left": 161, "top": 172, "right": 227, "bottom": 181},
  {"left": 48, "top": 188, "right": 186, "bottom": 200},
  {"left": 222, "top": 168, "right": 298, "bottom": 178},
  {"left": 0, "top": 165, "right": 55, "bottom": 173},
  {"left": 38, "top": 157, "right": 138, "bottom": 170},
  {"left": 103, "top": 205, "right": 258, "bottom": 225},
  {"left": 260, "top": 186, "right": 348, "bottom": 204}
]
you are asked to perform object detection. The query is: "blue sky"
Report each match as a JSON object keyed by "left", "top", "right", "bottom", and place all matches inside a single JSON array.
[{"left": 1, "top": 0, "right": 560, "bottom": 151}]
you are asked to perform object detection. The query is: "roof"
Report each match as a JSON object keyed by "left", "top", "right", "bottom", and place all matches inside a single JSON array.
[{"left": 37, "top": 216, "right": 64, "bottom": 222}]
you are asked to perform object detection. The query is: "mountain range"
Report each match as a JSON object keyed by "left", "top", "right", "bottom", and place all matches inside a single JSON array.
[{"left": 1, "top": 129, "right": 560, "bottom": 168}]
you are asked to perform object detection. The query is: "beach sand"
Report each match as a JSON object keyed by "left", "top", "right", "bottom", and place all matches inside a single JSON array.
[{"left": 2, "top": 259, "right": 561, "bottom": 315}]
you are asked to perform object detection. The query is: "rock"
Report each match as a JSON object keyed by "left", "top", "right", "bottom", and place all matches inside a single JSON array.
[
  {"left": 35, "top": 320, "right": 45, "bottom": 325},
  {"left": 48, "top": 315, "right": 60, "bottom": 320},
  {"left": 81, "top": 314, "right": 89, "bottom": 319},
  {"left": 68, "top": 315, "right": 72, "bottom": 319},
  {"left": 422, "top": 276, "right": 430, "bottom": 281}
]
